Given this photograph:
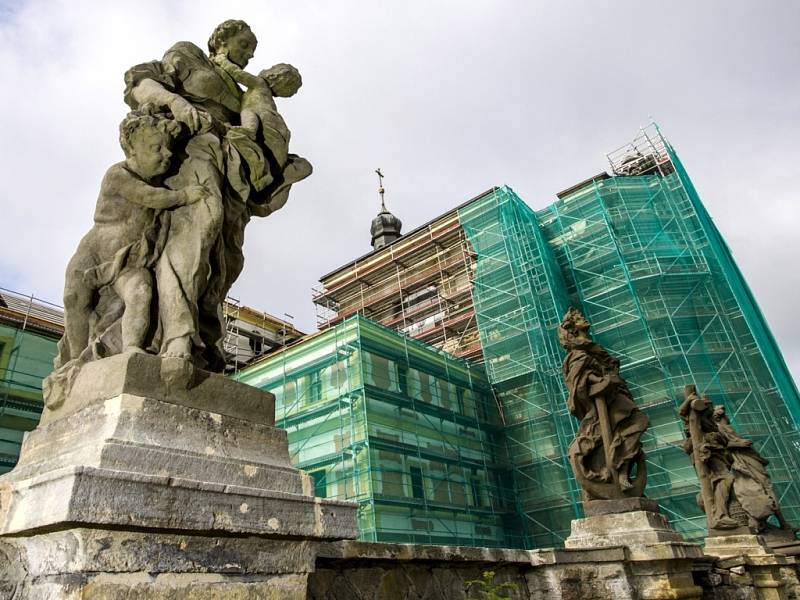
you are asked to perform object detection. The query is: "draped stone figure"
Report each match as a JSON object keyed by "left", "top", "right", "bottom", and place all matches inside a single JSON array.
[
  {"left": 678, "top": 387, "right": 741, "bottom": 531},
  {"left": 44, "top": 19, "right": 312, "bottom": 408},
  {"left": 558, "top": 307, "right": 649, "bottom": 500},
  {"left": 712, "top": 403, "right": 794, "bottom": 536},
  {"left": 714, "top": 405, "right": 782, "bottom": 531},
  {"left": 678, "top": 386, "right": 797, "bottom": 539}
]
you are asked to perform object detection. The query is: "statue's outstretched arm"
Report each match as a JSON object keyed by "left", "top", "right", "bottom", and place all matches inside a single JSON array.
[
  {"left": 130, "top": 79, "right": 200, "bottom": 133},
  {"left": 211, "top": 54, "right": 265, "bottom": 90},
  {"left": 106, "top": 166, "right": 202, "bottom": 210}
]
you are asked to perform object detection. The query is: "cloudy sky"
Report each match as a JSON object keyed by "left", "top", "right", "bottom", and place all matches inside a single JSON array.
[{"left": 0, "top": 1, "right": 798, "bottom": 383}]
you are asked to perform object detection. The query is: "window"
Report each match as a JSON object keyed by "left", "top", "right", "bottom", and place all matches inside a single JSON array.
[
  {"left": 248, "top": 336, "right": 263, "bottom": 355},
  {"left": 397, "top": 363, "right": 408, "bottom": 394},
  {"left": 310, "top": 470, "right": 327, "bottom": 498},
  {"left": 470, "top": 469, "right": 484, "bottom": 507},
  {"left": 308, "top": 371, "right": 322, "bottom": 402},
  {"left": 410, "top": 466, "right": 425, "bottom": 500}
]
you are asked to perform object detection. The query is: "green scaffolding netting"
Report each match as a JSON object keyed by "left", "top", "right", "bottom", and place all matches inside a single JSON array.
[
  {"left": 0, "top": 322, "right": 55, "bottom": 473},
  {"left": 459, "top": 154, "right": 800, "bottom": 548},
  {"left": 236, "top": 315, "right": 524, "bottom": 548}
]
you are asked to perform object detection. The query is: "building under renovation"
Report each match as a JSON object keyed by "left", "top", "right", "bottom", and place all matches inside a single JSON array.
[
  {"left": 235, "top": 315, "right": 523, "bottom": 547},
  {"left": 0, "top": 288, "right": 62, "bottom": 474},
  {"left": 238, "top": 124, "right": 800, "bottom": 549}
]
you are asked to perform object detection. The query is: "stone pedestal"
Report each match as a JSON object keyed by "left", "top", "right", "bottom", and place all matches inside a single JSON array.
[
  {"left": 0, "top": 353, "right": 359, "bottom": 598},
  {"left": 565, "top": 499, "right": 704, "bottom": 599},
  {"left": 704, "top": 534, "right": 796, "bottom": 600}
]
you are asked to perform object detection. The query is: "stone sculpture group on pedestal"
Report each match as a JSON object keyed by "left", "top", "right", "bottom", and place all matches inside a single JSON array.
[
  {"left": 680, "top": 385, "right": 795, "bottom": 544},
  {"left": 0, "top": 20, "right": 357, "bottom": 598},
  {"left": 557, "top": 307, "right": 799, "bottom": 599}
]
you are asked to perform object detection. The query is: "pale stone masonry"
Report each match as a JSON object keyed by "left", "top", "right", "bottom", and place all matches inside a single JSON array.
[{"left": 0, "top": 353, "right": 359, "bottom": 597}]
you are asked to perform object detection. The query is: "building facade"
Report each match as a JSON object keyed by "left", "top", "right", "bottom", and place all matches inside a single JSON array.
[
  {"left": 235, "top": 315, "right": 522, "bottom": 547},
  {"left": 300, "top": 125, "right": 800, "bottom": 548},
  {"left": 0, "top": 288, "right": 62, "bottom": 474}
]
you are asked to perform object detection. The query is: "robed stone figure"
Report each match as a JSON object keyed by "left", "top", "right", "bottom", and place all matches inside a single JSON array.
[
  {"left": 558, "top": 308, "right": 649, "bottom": 500},
  {"left": 680, "top": 385, "right": 795, "bottom": 537}
]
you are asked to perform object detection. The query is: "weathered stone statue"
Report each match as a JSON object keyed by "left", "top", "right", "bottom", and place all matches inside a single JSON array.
[
  {"left": 683, "top": 395, "right": 794, "bottom": 536},
  {"left": 559, "top": 310, "right": 703, "bottom": 598},
  {"left": 44, "top": 18, "right": 312, "bottom": 408},
  {"left": 678, "top": 386, "right": 741, "bottom": 531},
  {"left": 0, "top": 21, "right": 357, "bottom": 597},
  {"left": 714, "top": 405, "right": 786, "bottom": 530},
  {"left": 558, "top": 307, "right": 649, "bottom": 500}
]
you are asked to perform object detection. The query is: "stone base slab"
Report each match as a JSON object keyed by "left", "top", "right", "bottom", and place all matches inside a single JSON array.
[
  {"left": 9, "top": 393, "right": 302, "bottom": 492},
  {"left": 311, "top": 541, "right": 704, "bottom": 600},
  {"left": 1, "top": 529, "right": 313, "bottom": 599},
  {"left": 0, "top": 528, "right": 317, "bottom": 576},
  {"left": 42, "top": 352, "right": 274, "bottom": 426},
  {"left": 0, "top": 387, "right": 359, "bottom": 540},
  {"left": 705, "top": 534, "right": 775, "bottom": 558},
  {"left": 584, "top": 496, "right": 661, "bottom": 517},
  {"left": 566, "top": 509, "right": 686, "bottom": 549},
  {"left": 0, "top": 464, "right": 356, "bottom": 539}
]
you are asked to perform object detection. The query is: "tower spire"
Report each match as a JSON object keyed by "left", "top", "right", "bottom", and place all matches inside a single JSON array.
[
  {"left": 370, "top": 168, "right": 402, "bottom": 250},
  {"left": 376, "top": 168, "right": 386, "bottom": 211}
]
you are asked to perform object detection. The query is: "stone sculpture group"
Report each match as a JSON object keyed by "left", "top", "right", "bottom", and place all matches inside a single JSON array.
[
  {"left": 558, "top": 307, "right": 793, "bottom": 540},
  {"left": 45, "top": 19, "right": 311, "bottom": 407},
  {"left": 680, "top": 385, "right": 793, "bottom": 537}
]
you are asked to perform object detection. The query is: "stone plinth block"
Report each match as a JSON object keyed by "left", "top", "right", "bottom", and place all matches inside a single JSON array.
[
  {"left": 42, "top": 351, "right": 275, "bottom": 426},
  {"left": 584, "top": 497, "right": 661, "bottom": 517},
  {"left": 1, "top": 390, "right": 358, "bottom": 539},
  {"left": 705, "top": 534, "right": 776, "bottom": 558},
  {"left": 566, "top": 508, "right": 686, "bottom": 549},
  {"left": 566, "top": 504, "right": 704, "bottom": 599},
  {"left": 0, "top": 356, "right": 358, "bottom": 597},
  {"left": 0, "top": 529, "right": 314, "bottom": 599}
]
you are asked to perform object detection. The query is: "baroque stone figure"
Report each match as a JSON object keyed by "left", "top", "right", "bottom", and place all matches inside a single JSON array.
[
  {"left": 44, "top": 19, "right": 311, "bottom": 407},
  {"left": 678, "top": 386, "right": 795, "bottom": 538},
  {"left": 678, "top": 386, "right": 740, "bottom": 531},
  {"left": 712, "top": 405, "right": 786, "bottom": 531},
  {"left": 558, "top": 308, "right": 649, "bottom": 500},
  {"left": 682, "top": 395, "right": 795, "bottom": 538}
]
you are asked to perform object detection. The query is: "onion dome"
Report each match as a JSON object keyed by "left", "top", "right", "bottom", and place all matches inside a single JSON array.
[{"left": 370, "top": 169, "right": 402, "bottom": 250}]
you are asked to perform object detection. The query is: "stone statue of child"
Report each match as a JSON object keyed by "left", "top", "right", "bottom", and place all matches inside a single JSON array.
[
  {"left": 210, "top": 53, "right": 310, "bottom": 194},
  {"left": 210, "top": 55, "right": 296, "bottom": 156},
  {"left": 59, "top": 111, "right": 205, "bottom": 368}
]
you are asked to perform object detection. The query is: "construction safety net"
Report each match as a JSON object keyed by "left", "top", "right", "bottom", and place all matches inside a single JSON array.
[
  {"left": 236, "top": 315, "right": 524, "bottom": 548},
  {"left": 459, "top": 127, "right": 800, "bottom": 547}
]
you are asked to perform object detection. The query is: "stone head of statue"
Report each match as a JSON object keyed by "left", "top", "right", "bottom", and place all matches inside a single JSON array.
[
  {"left": 557, "top": 307, "right": 591, "bottom": 350},
  {"left": 119, "top": 111, "right": 182, "bottom": 180},
  {"left": 208, "top": 19, "right": 257, "bottom": 68},
  {"left": 260, "top": 63, "right": 303, "bottom": 98}
]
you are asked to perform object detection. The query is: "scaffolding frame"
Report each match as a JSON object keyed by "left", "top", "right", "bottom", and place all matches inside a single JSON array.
[
  {"left": 222, "top": 297, "right": 305, "bottom": 374},
  {"left": 0, "top": 287, "right": 62, "bottom": 474},
  {"left": 313, "top": 203, "right": 484, "bottom": 362},
  {"left": 528, "top": 125, "right": 800, "bottom": 543},
  {"left": 236, "top": 315, "right": 523, "bottom": 548}
]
